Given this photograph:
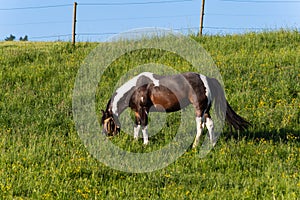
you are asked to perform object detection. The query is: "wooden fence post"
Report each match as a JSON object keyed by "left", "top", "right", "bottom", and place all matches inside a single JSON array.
[
  {"left": 199, "top": 0, "right": 205, "bottom": 37},
  {"left": 72, "top": 2, "right": 77, "bottom": 45}
]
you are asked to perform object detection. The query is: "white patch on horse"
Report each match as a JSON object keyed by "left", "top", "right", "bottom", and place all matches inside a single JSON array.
[
  {"left": 139, "top": 72, "right": 160, "bottom": 86},
  {"left": 206, "top": 117, "right": 216, "bottom": 146},
  {"left": 112, "top": 72, "right": 160, "bottom": 115},
  {"left": 141, "top": 96, "right": 144, "bottom": 102},
  {"left": 134, "top": 125, "right": 141, "bottom": 140},
  {"left": 193, "top": 117, "right": 203, "bottom": 148},
  {"left": 199, "top": 74, "right": 212, "bottom": 105},
  {"left": 147, "top": 72, "right": 160, "bottom": 86},
  {"left": 142, "top": 126, "right": 149, "bottom": 145}
]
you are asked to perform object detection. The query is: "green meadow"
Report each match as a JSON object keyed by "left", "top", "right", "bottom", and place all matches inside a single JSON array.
[{"left": 0, "top": 30, "right": 299, "bottom": 199}]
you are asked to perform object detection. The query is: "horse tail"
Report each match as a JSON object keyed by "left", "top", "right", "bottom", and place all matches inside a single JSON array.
[
  {"left": 207, "top": 77, "right": 226, "bottom": 124},
  {"left": 225, "top": 101, "right": 250, "bottom": 131},
  {"left": 208, "top": 77, "right": 250, "bottom": 131}
]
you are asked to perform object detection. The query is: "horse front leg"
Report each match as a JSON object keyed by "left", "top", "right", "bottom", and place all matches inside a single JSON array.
[
  {"left": 134, "top": 110, "right": 149, "bottom": 145},
  {"left": 141, "top": 126, "right": 149, "bottom": 145},
  {"left": 141, "top": 109, "right": 149, "bottom": 145},
  {"left": 134, "top": 112, "right": 141, "bottom": 140},
  {"left": 134, "top": 125, "right": 141, "bottom": 141}
]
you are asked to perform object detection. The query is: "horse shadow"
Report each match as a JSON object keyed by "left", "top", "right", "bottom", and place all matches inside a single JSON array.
[{"left": 223, "top": 126, "right": 300, "bottom": 143}]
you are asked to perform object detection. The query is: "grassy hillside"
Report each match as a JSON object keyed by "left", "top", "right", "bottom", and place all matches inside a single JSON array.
[{"left": 0, "top": 31, "right": 299, "bottom": 199}]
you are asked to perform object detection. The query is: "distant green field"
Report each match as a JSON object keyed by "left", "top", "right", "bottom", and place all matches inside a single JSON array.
[{"left": 0, "top": 30, "right": 299, "bottom": 199}]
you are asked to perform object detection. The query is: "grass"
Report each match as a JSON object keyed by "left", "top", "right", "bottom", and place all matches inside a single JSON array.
[{"left": 0, "top": 30, "right": 300, "bottom": 199}]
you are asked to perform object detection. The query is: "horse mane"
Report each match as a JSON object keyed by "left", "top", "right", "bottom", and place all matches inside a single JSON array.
[{"left": 105, "top": 98, "right": 112, "bottom": 112}]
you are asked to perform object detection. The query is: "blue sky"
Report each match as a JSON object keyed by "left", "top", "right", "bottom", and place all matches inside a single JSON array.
[{"left": 0, "top": 0, "right": 299, "bottom": 41}]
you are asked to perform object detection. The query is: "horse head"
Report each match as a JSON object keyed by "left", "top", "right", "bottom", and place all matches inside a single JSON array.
[{"left": 101, "top": 109, "right": 120, "bottom": 136}]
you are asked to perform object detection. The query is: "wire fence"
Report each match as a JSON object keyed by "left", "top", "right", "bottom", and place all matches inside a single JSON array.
[{"left": 0, "top": 0, "right": 299, "bottom": 41}]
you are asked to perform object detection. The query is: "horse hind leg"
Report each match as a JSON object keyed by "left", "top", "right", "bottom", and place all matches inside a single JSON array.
[
  {"left": 192, "top": 116, "right": 204, "bottom": 148},
  {"left": 205, "top": 116, "right": 216, "bottom": 146},
  {"left": 192, "top": 112, "right": 216, "bottom": 148}
]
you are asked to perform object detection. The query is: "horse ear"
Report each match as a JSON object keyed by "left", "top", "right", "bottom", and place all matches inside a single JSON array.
[{"left": 101, "top": 110, "right": 105, "bottom": 115}]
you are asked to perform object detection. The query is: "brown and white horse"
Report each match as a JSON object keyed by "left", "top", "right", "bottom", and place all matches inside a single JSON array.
[{"left": 101, "top": 72, "right": 250, "bottom": 147}]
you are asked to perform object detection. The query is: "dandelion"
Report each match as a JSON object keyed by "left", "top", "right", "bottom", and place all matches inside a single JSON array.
[
  {"left": 84, "top": 186, "right": 90, "bottom": 194},
  {"left": 258, "top": 100, "right": 265, "bottom": 107},
  {"left": 164, "top": 174, "right": 171, "bottom": 178},
  {"left": 77, "top": 189, "right": 82, "bottom": 194},
  {"left": 43, "top": 193, "right": 51, "bottom": 199},
  {"left": 77, "top": 189, "right": 89, "bottom": 199},
  {"left": 259, "top": 138, "right": 267, "bottom": 144},
  {"left": 286, "top": 134, "right": 297, "bottom": 141}
]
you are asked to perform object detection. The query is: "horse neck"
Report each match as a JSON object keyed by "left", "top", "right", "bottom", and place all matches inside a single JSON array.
[{"left": 110, "top": 92, "right": 131, "bottom": 117}]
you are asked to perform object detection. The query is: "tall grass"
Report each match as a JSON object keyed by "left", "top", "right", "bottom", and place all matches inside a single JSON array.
[{"left": 0, "top": 30, "right": 299, "bottom": 199}]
